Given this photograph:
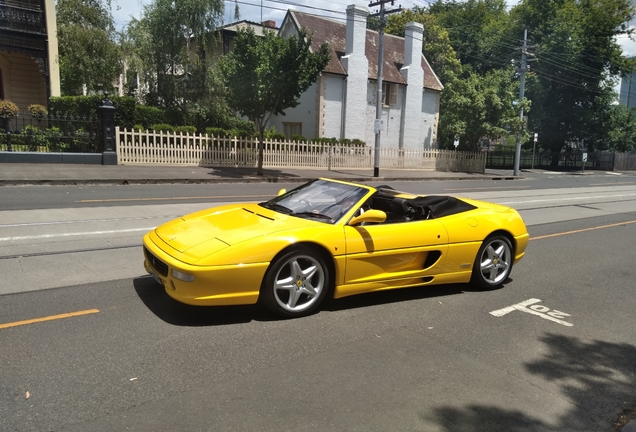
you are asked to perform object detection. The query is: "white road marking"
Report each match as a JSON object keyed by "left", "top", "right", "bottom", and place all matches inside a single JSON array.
[
  {"left": 0, "top": 216, "right": 165, "bottom": 229},
  {"left": 489, "top": 298, "right": 541, "bottom": 316},
  {"left": 500, "top": 193, "right": 636, "bottom": 205},
  {"left": 0, "top": 227, "right": 155, "bottom": 242},
  {"left": 605, "top": 172, "right": 622, "bottom": 176},
  {"left": 490, "top": 298, "right": 574, "bottom": 327}
]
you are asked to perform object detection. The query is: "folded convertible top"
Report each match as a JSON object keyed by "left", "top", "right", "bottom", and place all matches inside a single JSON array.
[{"left": 409, "top": 195, "right": 477, "bottom": 218}]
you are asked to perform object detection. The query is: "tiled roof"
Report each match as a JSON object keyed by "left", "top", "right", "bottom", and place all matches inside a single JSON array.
[
  {"left": 289, "top": 11, "right": 443, "bottom": 91},
  {"left": 219, "top": 20, "right": 279, "bottom": 37}
]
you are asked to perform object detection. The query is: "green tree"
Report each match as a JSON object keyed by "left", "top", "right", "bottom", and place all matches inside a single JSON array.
[
  {"left": 56, "top": 0, "right": 122, "bottom": 95},
  {"left": 113, "top": 25, "right": 145, "bottom": 99},
  {"left": 381, "top": 6, "right": 520, "bottom": 150},
  {"left": 511, "top": 0, "right": 636, "bottom": 164},
  {"left": 586, "top": 104, "right": 636, "bottom": 152},
  {"left": 429, "top": 0, "right": 513, "bottom": 75},
  {"left": 130, "top": 0, "right": 224, "bottom": 113},
  {"left": 437, "top": 66, "right": 527, "bottom": 150},
  {"left": 383, "top": 7, "right": 460, "bottom": 76},
  {"left": 221, "top": 27, "right": 330, "bottom": 175}
]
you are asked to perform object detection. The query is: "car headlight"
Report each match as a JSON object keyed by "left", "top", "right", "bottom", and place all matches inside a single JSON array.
[{"left": 172, "top": 269, "right": 195, "bottom": 282}]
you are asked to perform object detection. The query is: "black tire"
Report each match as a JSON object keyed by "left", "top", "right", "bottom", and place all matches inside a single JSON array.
[
  {"left": 260, "top": 247, "right": 331, "bottom": 318},
  {"left": 470, "top": 235, "right": 513, "bottom": 290}
]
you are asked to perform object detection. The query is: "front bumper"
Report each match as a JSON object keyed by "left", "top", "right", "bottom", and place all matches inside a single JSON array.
[{"left": 143, "top": 232, "right": 268, "bottom": 306}]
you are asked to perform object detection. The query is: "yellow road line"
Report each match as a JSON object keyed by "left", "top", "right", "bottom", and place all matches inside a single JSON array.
[
  {"left": 0, "top": 309, "right": 100, "bottom": 330},
  {"left": 531, "top": 220, "right": 636, "bottom": 241},
  {"left": 76, "top": 194, "right": 271, "bottom": 203}
]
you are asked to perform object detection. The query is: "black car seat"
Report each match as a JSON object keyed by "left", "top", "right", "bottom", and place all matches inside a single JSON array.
[{"left": 389, "top": 198, "right": 413, "bottom": 222}]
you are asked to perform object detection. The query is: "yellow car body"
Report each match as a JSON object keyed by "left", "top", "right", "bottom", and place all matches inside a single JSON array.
[{"left": 143, "top": 178, "right": 528, "bottom": 317}]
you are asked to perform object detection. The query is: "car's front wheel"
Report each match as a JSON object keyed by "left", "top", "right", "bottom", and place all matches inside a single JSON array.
[
  {"left": 260, "top": 248, "right": 331, "bottom": 318},
  {"left": 471, "top": 235, "right": 513, "bottom": 289}
]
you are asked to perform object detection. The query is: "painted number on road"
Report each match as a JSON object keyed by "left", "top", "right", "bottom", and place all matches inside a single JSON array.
[{"left": 489, "top": 298, "right": 573, "bottom": 327}]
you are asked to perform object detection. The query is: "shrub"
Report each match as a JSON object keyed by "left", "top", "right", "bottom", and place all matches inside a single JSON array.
[
  {"left": 133, "top": 124, "right": 145, "bottom": 131},
  {"left": 49, "top": 95, "right": 136, "bottom": 128},
  {"left": 21, "top": 125, "right": 47, "bottom": 151},
  {"left": 205, "top": 127, "right": 229, "bottom": 137},
  {"left": 291, "top": 134, "right": 306, "bottom": 142},
  {"left": 151, "top": 123, "right": 175, "bottom": 133},
  {"left": 311, "top": 137, "right": 338, "bottom": 145},
  {"left": 351, "top": 138, "right": 366, "bottom": 146},
  {"left": 27, "top": 104, "right": 48, "bottom": 118},
  {"left": 263, "top": 126, "right": 285, "bottom": 141},
  {"left": 164, "top": 109, "right": 185, "bottom": 126},
  {"left": 45, "top": 127, "right": 66, "bottom": 152},
  {"left": 227, "top": 117, "right": 255, "bottom": 137},
  {"left": 72, "top": 127, "right": 93, "bottom": 151},
  {"left": 0, "top": 100, "right": 19, "bottom": 118},
  {"left": 135, "top": 105, "right": 165, "bottom": 129},
  {"left": 175, "top": 125, "right": 197, "bottom": 134}
]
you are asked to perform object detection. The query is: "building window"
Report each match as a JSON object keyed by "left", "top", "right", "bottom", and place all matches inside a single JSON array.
[
  {"left": 382, "top": 82, "right": 398, "bottom": 107},
  {"left": 283, "top": 122, "right": 302, "bottom": 140}
]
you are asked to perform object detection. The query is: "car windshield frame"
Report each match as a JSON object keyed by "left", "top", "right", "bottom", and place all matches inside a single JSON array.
[{"left": 259, "top": 179, "right": 369, "bottom": 224}]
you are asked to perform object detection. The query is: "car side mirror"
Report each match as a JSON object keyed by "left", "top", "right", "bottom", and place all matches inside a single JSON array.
[
  {"left": 277, "top": 188, "right": 287, "bottom": 196},
  {"left": 348, "top": 209, "right": 387, "bottom": 226}
]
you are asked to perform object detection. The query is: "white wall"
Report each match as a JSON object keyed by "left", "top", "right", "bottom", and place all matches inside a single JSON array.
[
  {"left": 268, "top": 74, "right": 440, "bottom": 147},
  {"left": 359, "top": 82, "right": 403, "bottom": 148},
  {"left": 421, "top": 90, "right": 440, "bottom": 149},
  {"left": 269, "top": 81, "right": 319, "bottom": 139},
  {"left": 273, "top": 13, "right": 441, "bottom": 147},
  {"left": 321, "top": 74, "right": 344, "bottom": 139}
]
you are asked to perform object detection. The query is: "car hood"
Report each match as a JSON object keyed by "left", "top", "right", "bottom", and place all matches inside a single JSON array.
[{"left": 154, "top": 203, "right": 317, "bottom": 256}]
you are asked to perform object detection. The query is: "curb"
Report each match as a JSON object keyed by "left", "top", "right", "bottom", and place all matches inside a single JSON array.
[{"left": 0, "top": 175, "right": 524, "bottom": 187}]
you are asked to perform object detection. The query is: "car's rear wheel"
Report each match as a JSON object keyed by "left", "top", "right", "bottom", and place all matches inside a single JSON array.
[
  {"left": 471, "top": 235, "right": 513, "bottom": 289},
  {"left": 260, "top": 248, "right": 331, "bottom": 318}
]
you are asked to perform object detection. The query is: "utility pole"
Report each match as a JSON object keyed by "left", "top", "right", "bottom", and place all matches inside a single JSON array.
[
  {"left": 513, "top": 29, "right": 528, "bottom": 177},
  {"left": 369, "top": 0, "right": 401, "bottom": 177}
]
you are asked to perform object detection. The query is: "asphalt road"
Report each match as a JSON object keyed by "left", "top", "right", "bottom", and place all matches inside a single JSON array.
[{"left": 1, "top": 171, "right": 635, "bottom": 432}]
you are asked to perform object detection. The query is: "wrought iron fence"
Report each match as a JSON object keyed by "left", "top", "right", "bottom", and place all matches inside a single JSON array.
[
  {"left": 485, "top": 148, "right": 619, "bottom": 171},
  {"left": 0, "top": 114, "right": 100, "bottom": 153}
]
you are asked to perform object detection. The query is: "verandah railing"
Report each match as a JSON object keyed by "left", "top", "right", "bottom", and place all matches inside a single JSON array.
[{"left": 115, "top": 127, "right": 487, "bottom": 173}]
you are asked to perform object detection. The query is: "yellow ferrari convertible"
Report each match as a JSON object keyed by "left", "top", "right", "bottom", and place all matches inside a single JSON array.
[{"left": 143, "top": 178, "right": 529, "bottom": 318}]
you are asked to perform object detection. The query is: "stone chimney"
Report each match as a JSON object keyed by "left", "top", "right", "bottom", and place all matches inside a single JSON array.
[
  {"left": 400, "top": 22, "right": 425, "bottom": 149},
  {"left": 344, "top": 5, "right": 367, "bottom": 58},
  {"left": 261, "top": 20, "right": 276, "bottom": 28},
  {"left": 403, "top": 22, "right": 423, "bottom": 68},
  {"left": 341, "top": 4, "right": 369, "bottom": 141}
]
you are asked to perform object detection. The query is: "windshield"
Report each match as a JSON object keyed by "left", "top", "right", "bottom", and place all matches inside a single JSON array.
[{"left": 259, "top": 179, "right": 369, "bottom": 223}]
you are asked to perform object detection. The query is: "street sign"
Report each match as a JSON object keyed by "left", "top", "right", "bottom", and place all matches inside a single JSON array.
[
  {"left": 582, "top": 152, "right": 588, "bottom": 163},
  {"left": 453, "top": 137, "right": 459, "bottom": 148},
  {"left": 532, "top": 133, "right": 538, "bottom": 169},
  {"left": 374, "top": 119, "right": 384, "bottom": 134}
]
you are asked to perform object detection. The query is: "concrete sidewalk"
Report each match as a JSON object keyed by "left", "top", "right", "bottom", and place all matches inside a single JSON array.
[{"left": 0, "top": 163, "right": 520, "bottom": 186}]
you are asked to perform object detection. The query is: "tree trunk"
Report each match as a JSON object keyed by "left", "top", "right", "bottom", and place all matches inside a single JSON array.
[
  {"left": 551, "top": 151, "right": 560, "bottom": 167},
  {"left": 257, "top": 129, "right": 264, "bottom": 176}
]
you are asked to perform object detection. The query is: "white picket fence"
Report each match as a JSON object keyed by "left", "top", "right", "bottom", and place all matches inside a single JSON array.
[{"left": 115, "top": 127, "right": 486, "bottom": 173}]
